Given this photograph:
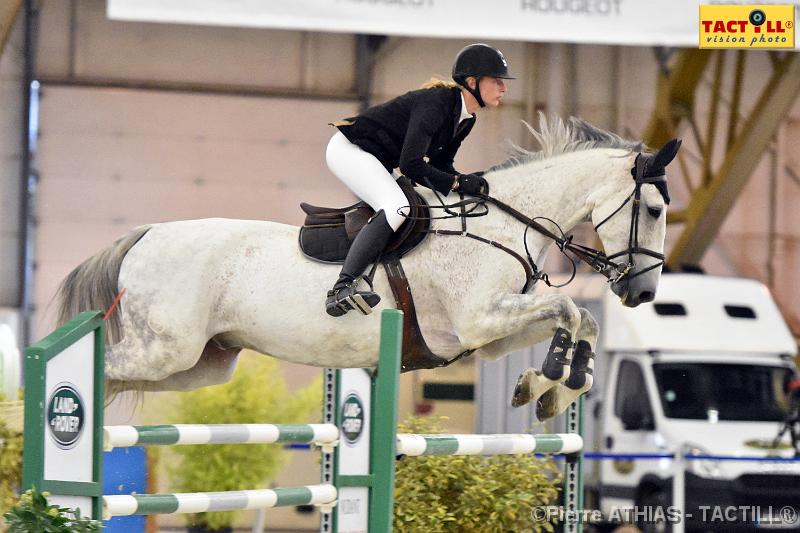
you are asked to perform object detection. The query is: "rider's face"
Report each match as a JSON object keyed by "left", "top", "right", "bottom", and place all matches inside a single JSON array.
[{"left": 479, "top": 77, "right": 506, "bottom": 107}]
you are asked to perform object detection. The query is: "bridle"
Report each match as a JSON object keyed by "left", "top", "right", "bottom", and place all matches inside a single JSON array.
[
  {"left": 413, "top": 150, "right": 671, "bottom": 293},
  {"left": 589, "top": 153, "right": 669, "bottom": 284}
]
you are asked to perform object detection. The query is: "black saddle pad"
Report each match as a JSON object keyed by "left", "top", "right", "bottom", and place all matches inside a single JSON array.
[{"left": 298, "top": 178, "right": 430, "bottom": 264}]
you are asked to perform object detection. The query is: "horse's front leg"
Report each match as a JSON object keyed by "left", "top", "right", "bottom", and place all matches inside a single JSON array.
[
  {"left": 461, "top": 293, "right": 583, "bottom": 411},
  {"left": 534, "top": 307, "right": 598, "bottom": 420}
]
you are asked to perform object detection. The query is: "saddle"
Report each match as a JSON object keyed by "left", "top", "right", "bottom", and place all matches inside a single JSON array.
[
  {"left": 299, "top": 177, "right": 429, "bottom": 263},
  {"left": 299, "top": 177, "right": 451, "bottom": 372}
]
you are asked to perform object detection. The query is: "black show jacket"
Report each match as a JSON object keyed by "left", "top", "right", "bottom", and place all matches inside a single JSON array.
[{"left": 334, "top": 86, "right": 475, "bottom": 195}]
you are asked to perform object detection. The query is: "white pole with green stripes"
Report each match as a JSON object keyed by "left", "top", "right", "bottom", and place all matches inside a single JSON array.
[
  {"left": 395, "top": 432, "right": 583, "bottom": 457},
  {"left": 104, "top": 423, "right": 339, "bottom": 451},
  {"left": 103, "top": 485, "right": 337, "bottom": 519}
]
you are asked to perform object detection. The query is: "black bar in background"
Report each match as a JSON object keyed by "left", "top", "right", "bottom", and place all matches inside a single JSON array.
[{"left": 422, "top": 383, "right": 474, "bottom": 401}]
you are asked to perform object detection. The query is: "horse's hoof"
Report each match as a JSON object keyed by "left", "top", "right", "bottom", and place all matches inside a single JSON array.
[
  {"left": 536, "top": 378, "right": 594, "bottom": 420},
  {"left": 511, "top": 372, "right": 531, "bottom": 408},
  {"left": 536, "top": 388, "right": 559, "bottom": 420}
]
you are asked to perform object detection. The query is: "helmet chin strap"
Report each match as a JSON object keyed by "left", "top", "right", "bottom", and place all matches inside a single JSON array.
[{"left": 460, "top": 77, "right": 485, "bottom": 108}]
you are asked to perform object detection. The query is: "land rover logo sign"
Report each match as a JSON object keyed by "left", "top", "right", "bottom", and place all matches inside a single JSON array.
[
  {"left": 341, "top": 393, "right": 365, "bottom": 444},
  {"left": 46, "top": 384, "right": 85, "bottom": 449}
]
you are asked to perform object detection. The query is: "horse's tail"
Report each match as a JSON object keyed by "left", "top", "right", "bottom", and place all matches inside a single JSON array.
[{"left": 57, "top": 225, "right": 153, "bottom": 343}]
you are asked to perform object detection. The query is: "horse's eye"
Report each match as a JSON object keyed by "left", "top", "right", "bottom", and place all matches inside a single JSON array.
[{"left": 647, "top": 206, "right": 663, "bottom": 219}]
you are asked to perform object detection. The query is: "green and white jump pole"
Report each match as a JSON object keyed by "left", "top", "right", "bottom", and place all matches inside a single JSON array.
[
  {"left": 104, "top": 423, "right": 340, "bottom": 451},
  {"left": 22, "top": 309, "right": 584, "bottom": 532}
]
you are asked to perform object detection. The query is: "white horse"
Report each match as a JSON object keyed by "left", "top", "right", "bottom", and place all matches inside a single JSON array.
[{"left": 57, "top": 115, "right": 679, "bottom": 420}]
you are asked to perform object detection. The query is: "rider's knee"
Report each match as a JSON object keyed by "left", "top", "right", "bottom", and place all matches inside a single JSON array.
[{"left": 384, "top": 204, "right": 408, "bottom": 231}]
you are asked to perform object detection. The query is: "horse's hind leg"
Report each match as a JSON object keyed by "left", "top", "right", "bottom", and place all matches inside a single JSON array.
[
  {"left": 106, "top": 340, "right": 241, "bottom": 396},
  {"left": 535, "top": 307, "right": 598, "bottom": 420},
  {"left": 135, "top": 341, "right": 242, "bottom": 392},
  {"left": 103, "top": 301, "right": 210, "bottom": 384},
  {"left": 470, "top": 294, "right": 582, "bottom": 410}
]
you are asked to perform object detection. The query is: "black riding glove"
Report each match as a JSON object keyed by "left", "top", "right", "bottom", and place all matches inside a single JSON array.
[{"left": 456, "top": 173, "right": 487, "bottom": 195}]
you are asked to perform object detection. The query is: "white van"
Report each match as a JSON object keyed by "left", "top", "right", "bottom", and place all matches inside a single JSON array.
[
  {"left": 597, "top": 273, "right": 800, "bottom": 532},
  {"left": 477, "top": 273, "right": 800, "bottom": 532}
]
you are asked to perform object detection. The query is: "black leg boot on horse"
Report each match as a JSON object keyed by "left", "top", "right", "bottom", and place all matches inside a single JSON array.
[{"left": 326, "top": 210, "right": 395, "bottom": 317}]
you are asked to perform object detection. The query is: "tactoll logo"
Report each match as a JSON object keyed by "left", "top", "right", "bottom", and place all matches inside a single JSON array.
[{"left": 700, "top": 4, "right": 795, "bottom": 48}]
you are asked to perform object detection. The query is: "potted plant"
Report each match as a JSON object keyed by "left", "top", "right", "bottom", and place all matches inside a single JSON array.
[{"left": 157, "top": 352, "right": 322, "bottom": 533}]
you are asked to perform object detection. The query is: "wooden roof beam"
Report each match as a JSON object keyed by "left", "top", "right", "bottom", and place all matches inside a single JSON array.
[
  {"left": 667, "top": 53, "right": 800, "bottom": 267},
  {"left": 0, "top": 0, "right": 23, "bottom": 58}
]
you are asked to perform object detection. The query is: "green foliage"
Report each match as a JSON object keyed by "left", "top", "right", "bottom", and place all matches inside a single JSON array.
[
  {"left": 2, "top": 488, "right": 102, "bottom": 533},
  {"left": 0, "top": 393, "right": 24, "bottom": 525},
  {"left": 164, "top": 353, "right": 322, "bottom": 531},
  {"left": 393, "top": 417, "right": 561, "bottom": 533}
]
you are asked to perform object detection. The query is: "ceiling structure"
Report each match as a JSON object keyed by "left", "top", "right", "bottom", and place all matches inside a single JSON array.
[
  {"left": 644, "top": 49, "right": 800, "bottom": 269},
  {"left": 643, "top": 48, "right": 800, "bottom": 335},
  {"left": 0, "top": 0, "right": 23, "bottom": 57}
]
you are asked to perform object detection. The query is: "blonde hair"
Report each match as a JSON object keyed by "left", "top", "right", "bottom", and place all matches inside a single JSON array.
[{"left": 420, "top": 77, "right": 459, "bottom": 89}]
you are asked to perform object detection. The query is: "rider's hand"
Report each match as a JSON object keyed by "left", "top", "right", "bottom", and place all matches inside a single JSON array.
[{"left": 455, "top": 173, "right": 487, "bottom": 195}]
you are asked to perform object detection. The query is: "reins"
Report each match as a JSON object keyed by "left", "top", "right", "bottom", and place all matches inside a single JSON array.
[
  {"left": 400, "top": 159, "right": 668, "bottom": 294},
  {"left": 384, "top": 143, "right": 675, "bottom": 370},
  {"left": 389, "top": 159, "right": 668, "bottom": 370}
]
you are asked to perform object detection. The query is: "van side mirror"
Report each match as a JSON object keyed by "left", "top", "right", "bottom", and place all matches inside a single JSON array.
[{"left": 621, "top": 399, "right": 654, "bottom": 431}]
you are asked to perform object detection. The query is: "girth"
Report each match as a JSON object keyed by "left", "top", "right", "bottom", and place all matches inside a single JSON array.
[{"left": 383, "top": 258, "right": 455, "bottom": 372}]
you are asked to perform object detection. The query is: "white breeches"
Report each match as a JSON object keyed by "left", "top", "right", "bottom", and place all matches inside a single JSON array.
[{"left": 326, "top": 131, "right": 409, "bottom": 231}]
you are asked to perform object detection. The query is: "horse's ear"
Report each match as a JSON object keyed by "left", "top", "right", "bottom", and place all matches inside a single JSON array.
[{"left": 652, "top": 138, "right": 682, "bottom": 169}]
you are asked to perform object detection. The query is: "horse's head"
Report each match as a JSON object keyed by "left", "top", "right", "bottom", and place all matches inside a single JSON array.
[{"left": 591, "top": 139, "right": 681, "bottom": 307}]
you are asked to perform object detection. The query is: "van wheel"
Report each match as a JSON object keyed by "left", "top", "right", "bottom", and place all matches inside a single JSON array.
[{"left": 637, "top": 490, "right": 671, "bottom": 533}]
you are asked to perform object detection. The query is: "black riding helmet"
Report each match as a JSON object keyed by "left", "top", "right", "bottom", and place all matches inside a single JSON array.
[{"left": 452, "top": 43, "right": 515, "bottom": 108}]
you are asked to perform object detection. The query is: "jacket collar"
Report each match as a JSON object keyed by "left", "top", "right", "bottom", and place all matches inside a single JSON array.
[
  {"left": 451, "top": 87, "right": 467, "bottom": 121},
  {"left": 451, "top": 87, "right": 475, "bottom": 137},
  {"left": 458, "top": 91, "right": 474, "bottom": 123}
]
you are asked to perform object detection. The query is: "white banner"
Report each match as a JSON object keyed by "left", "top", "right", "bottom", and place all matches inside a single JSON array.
[{"left": 107, "top": 0, "right": 705, "bottom": 47}]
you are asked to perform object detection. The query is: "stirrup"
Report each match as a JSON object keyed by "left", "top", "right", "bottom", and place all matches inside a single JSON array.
[{"left": 326, "top": 281, "right": 381, "bottom": 317}]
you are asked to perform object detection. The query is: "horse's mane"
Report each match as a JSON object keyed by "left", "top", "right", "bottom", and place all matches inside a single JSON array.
[{"left": 488, "top": 113, "right": 646, "bottom": 172}]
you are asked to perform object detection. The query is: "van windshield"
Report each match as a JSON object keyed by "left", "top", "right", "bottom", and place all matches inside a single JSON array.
[{"left": 652, "top": 363, "right": 794, "bottom": 421}]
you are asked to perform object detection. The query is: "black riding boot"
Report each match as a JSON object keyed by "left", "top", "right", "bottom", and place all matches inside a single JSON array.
[{"left": 326, "top": 210, "right": 395, "bottom": 317}]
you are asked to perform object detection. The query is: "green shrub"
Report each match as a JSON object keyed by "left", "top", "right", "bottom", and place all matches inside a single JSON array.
[
  {"left": 393, "top": 417, "right": 561, "bottom": 533},
  {"left": 0, "top": 393, "right": 23, "bottom": 526},
  {"left": 2, "top": 488, "right": 102, "bottom": 532},
  {"left": 162, "top": 352, "right": 322, "bottom": 531}
]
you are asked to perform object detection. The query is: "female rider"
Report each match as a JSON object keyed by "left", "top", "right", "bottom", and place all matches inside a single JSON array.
[{"left": 325, "top": 43, "right": 513, "bottom": 317}]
